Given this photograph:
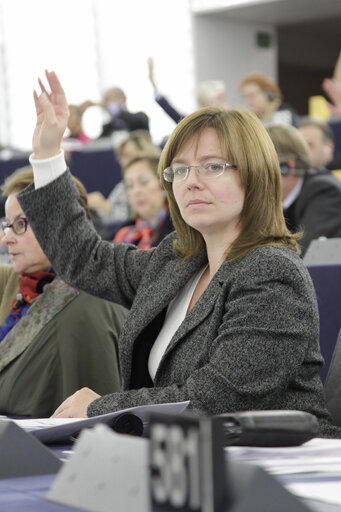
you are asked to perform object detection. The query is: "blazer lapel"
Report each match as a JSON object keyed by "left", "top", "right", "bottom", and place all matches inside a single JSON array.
[
  {"left": 163, "top": 272, "right": 222, "bottom": 355},
  {"left": 155, "top": 259, "right": 233, "bottom": 375},
  {"left": 119, "top": 250, "right": 208, "bottom": 385},
  {"left": 0, "top": 279, "right": 79, "bottom": 371}
]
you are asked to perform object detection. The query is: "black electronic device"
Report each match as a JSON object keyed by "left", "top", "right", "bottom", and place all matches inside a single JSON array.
[
  {"left": 215, "top": 410, "right": 319, "bottom": 447},
  {"left": 69, "top": 412, "right": 143, "bottom": 442}
]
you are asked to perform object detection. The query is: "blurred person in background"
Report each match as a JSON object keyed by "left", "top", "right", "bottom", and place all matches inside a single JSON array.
[
  {"left": 63, "top": 104, "right": 92, "bottom": 144},
  {"left": 113, "top": 153, "right": 173, "bottom": 249},
  {"left": 239, "top": 72, "right": 299, "bottom": 127},
  {"left": 298, "top": 117, "right": 340, "bottom": 171},
  {"left": 147, "top": 57, "right": 227, "bottom": 124},
  {"left": 81, "top": 87, "right": 149, "bottom": 139},
  {"left": 88, "top": 130, "right": 161, "bottom": 238},
  {"left": 0, "top": 167, "right": 127, "bottom": 417},
  {"left": 267, "top": 123, "right": 341, "bottom": 255}
]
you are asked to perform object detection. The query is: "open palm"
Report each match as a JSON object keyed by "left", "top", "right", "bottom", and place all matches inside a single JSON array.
[{"left": 33, "top": 70, "right": 69, "bottom": 158}]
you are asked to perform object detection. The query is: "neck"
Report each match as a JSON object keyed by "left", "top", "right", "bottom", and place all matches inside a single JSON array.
[{"left": 202, "top": 227, "right": 240, "bottom": 275}]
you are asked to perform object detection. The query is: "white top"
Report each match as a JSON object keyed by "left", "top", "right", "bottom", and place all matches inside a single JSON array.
[
  {"left": 29, "top": 151, "right": 67, "bottom": 188},
  {"left": 148, "top": 265, "right": 207, "bottom": 380}
]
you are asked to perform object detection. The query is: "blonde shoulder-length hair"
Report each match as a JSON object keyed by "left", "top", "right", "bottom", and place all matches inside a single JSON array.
[{"left": 158, "top": 106, "right": 300, "bottom": 261}]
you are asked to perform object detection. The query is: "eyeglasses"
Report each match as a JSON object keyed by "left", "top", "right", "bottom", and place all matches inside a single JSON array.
[
  {"left": 163, "top": 162, "right": 238, "bottom": 183},
  {"left": 1, "top": 216, "right": 28, "bottom": 235}
]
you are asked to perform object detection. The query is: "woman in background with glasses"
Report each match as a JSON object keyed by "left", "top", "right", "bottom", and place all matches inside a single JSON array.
[
  {"left": 18, "top": 71, "right": 339, "bottom": 436},
  {"left": 0, "top": 167, "right": 127, "bottom": 418}
]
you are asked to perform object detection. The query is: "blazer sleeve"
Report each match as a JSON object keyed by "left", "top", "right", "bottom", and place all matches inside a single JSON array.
[
  {"left": 155, "top": 94, "right": 184, "bottom": 124},
  {"left": 87, "top": 251, "right": 322, "bottom": 418},
  {"left": 17, "top": 171, "right": 154, "bottom": 309}
]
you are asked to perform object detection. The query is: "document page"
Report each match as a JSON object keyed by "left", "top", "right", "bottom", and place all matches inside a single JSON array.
[{"left": 5, "top": 401, "right": 189, "bottom": 444}]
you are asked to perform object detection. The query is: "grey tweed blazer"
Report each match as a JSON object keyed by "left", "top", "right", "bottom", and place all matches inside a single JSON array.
[{"left": 18, "top": 171, "right": 338, "bottom": 437}]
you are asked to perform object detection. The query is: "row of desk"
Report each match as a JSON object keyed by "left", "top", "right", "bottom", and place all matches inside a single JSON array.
[{"left": 0, "top": 144, "right": 123, "bottom": 198}]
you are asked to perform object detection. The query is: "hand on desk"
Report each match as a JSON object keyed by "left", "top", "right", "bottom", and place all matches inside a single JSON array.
[
  {"left": 33, "top": 70, "right": 69, "bottom": 159},
  {"left": 51, "top": 387, "right": 101, "bottom": 418}
]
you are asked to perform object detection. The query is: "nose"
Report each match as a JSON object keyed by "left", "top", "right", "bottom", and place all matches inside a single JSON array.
[
  {"left": 185, "top": 167, "right": 203, "bottom": 189},
  {"left": 2, "top": 228, "right": 16, "bottom": 246}
]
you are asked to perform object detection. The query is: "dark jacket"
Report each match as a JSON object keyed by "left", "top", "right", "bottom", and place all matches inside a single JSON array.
[
  {"left": 0, "top": 266, "right": 127, "bottom": 417},
  {"left": 284, "top": 169, "right": 341, "bottom": 255},
  {"left": 100, "top": 109, "right": 149, "bottom": 138}
]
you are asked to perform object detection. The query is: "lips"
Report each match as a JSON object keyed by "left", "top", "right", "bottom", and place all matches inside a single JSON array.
[{"left": 187, "top": 199, "right": 210, "bottom": 207}]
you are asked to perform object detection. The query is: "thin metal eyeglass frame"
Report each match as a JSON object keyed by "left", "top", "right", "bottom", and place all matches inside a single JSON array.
[{"left": 162, "top": 162, "right": 238, "bottom": 183}]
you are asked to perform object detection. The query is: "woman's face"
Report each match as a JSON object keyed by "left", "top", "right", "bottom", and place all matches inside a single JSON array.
[
  {"left": 171, "top": 127, "right": 245, "bottom": 244},
  {"left": 241, "top": 83, "right": 268, "bottom": 118},
  {"left": 3, "top": 194, "right": 50, "bottom": 274},
  {"left": 124, "top": 160, "right": 165, "bottom": 221}
]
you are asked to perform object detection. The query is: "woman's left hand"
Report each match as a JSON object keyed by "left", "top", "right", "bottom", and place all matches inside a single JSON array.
[{"left": 51, "top": 387, "right": 101, "bottom": 418}]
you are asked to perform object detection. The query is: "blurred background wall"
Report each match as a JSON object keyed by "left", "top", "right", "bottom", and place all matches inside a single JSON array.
[{"left": 0, "top": 0, "right": 340, "bottom": 150}]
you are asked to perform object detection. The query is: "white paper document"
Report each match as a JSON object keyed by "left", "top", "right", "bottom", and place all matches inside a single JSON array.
[{"left": 8, "top": 401, "right": 189, "bottom": 444}]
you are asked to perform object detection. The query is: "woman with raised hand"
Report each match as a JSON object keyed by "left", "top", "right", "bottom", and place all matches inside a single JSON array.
[{"left": 18, "top": 71, "right": 339, "bottom": 436}]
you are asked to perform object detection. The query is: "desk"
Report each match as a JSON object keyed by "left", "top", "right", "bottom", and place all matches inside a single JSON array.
[{"left": 0, "top": 439, "right": 340, "bottom": 511}]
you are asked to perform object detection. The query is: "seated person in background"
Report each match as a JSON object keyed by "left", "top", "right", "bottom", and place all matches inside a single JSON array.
[
  {"left": 147, "top": 57, "right": 227, "bottom": 124},
  {"left": 0, "top": 167, "right": 127, "bottom": 417},
  {"left": 63, "top": 104, "right": 91, "bottom": 144},
  {"left": 88, "top": 130, "right": 161, "bottom": 237},
  {"left": 83, "top": 86, "right": 150, "bottom": 138},
  {"left": 239, "top": 72, "right": 299, "bottom": 126},
  {"left": 113, "top": 153, "right": 173, "bottom": 248},
  {"left": 298, "top": 117, "right": 340, "bottom": 171},
  {"left": 267, "top": 124, "right": 341, "bottom": 255},
  {"left": 17, "top": 70, "right": 340, "bottom": 437}
]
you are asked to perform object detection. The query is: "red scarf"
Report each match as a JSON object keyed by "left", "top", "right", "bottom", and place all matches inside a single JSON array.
[
  {"left": 11, "top": 270, "right": 56, "bottom": 310},
  {"left": 113, "top": 205, "right": 168, "bottom": 250}
]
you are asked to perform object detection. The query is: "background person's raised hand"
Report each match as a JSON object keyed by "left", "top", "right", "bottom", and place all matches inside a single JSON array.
[
  {"left": 322, "top": 77, "right": 341, "bottom": 116},
  {"left": 33, "top": 70, "right": 69, "bottom": 159}
]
